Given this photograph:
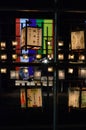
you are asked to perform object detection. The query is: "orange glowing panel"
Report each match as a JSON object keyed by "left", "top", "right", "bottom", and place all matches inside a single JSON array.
[
  {"left": 15, "top": 18, "right": 21, "bottom": 70},
  {"left": 20, "top": 89, "right": 26, "bottom": 108}
]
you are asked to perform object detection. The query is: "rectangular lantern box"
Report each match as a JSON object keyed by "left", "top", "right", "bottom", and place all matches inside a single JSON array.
[
  {"left": 21, "top": 27, "right": 42, "bottom": 47},
  {"left": 27, "top": 88, "right": 42, "bottom": 108},
  {"left": 68, "top": 87, "right": 80, "bottom": 108},
  {"left": 71, "top": 30, "right": 85, "bottom": 50}
]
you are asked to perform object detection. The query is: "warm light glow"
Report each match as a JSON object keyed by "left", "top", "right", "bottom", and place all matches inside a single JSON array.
[
  {"left": 68, "top": 68, "right": 73, "bottom": 73},
  {"left": 58, "top": 41, "right": 64, "bottom": 46},
  {"left": 15, "top": 82, "right": 20, "bottom": 86},
  {"left": 1, "top": 54, "right": 7, "bottom": 60},
  {"left": 12, "top": 54, "right": 17, "bottom": 60},
  {"left": 68, "top": 87, "right": 79, "bottom": 108},
  {"left": 33, "top": 47, "right": 40, "bottom": 50},
  {"left": 71, "top": 31, "right": 85, "bottom": 50},
  {"left": 27, "top": 88, "right": 42, "bottom": 107},
  {"left": 0, "top": 42, "right": 6, "bottom": 49},
  {"left": 1, "top": 68, "right": 7, "bottom": 73},
  {"left": 47, "top": 41, "right": 51, "bottom": 45},
  {"left": 12, "top": 41, "right": 18, "bottom": 46},
  {"left": 23, "top": 68, "right": 28, "bottom": 73},
  {"left": 47, "top": 54, "right": 53, "bottom": 60},
  {"left": 48, "top": 67, "right": 53, "bottom": 72},
  {"left": 23, "top": 54, "right": 28, "bottom": 59},
  {"left": 10, "top": 71, "right": 19, "bottom": 79},
  {"left": 36, "top": 54, "right": 42, "bottom": 59},
  {"left": 21, "top": 27, "right": 42, "bottom": 47},
  {"left": 34, "top": 71, "right": 41, "bottom": 80},
  {"left": 58, "top": 54, "right": 64, "bottom": 60},
  {"left": 79, "top": 55, "right": 85, "bottom": 60},
  {"left": 68, "top": 54, "right": 74, "bottom": 59}
]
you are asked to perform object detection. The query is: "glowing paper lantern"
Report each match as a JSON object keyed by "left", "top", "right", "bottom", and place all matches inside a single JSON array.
[
  {"left": 27, "top": 88, "right": 42, "bottom": 107},
  {"left": 71, "top": 30, "right": 85, "bottom": 50},
  {"left": 21, "top": 27, "right": 42, "bottom": 47}
]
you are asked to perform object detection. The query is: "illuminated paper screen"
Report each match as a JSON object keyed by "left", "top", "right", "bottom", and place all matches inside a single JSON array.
[
  {"left": 68, "top": 87, "right": 79, "bottom": 108},
  {"left": 81, "top": 90, "right": 86, "bottom": 108},
  {"left": 71, "top": 31, "right": 85, "bottom": 50},
  {"left": 21, "top": 27, "right": 42, "bottom": 47},
  {"left": 27, "top": 88, "right": 42, "bottom": 107}
]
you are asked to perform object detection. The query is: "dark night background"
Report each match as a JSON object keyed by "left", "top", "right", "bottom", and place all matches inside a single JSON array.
[{"left": 0, "top": 0, "right": 86, "bottom": 130}]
